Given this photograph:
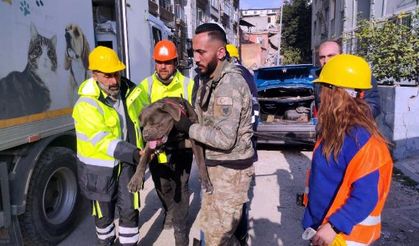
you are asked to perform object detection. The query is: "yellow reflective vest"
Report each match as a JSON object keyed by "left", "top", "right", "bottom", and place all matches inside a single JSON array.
[
  {"left": 72, "top": 77, "right": 145, "bottom": 201},
  {"left": 138, "top": 70, "right": 194, "bottom": 163},
  {"left": 139, "top": 71, "right": 194, "bottom": 104}
]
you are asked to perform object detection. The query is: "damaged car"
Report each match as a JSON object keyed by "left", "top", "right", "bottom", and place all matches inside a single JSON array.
[{"left": 254, "top": 64, "right": 318, "bottom": 145}]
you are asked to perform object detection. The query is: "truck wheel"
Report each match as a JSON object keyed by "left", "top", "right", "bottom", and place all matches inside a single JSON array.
[{"left": 19, "top": 147, "right": 83, "bottom": 245}]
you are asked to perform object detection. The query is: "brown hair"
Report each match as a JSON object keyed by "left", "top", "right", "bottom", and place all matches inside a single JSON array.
[{"left": 317, "top": 86, "right": 386, "bottom": 161}]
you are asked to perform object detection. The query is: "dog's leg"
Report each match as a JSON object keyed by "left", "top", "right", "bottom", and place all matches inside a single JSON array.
[
  {"left": 190, "top": 139, "right": 213, "bottom": 194},
  {"left": 127, "top": 143, "right": 154, "bottom": 192},
  {"left": 181, "top": 98, "right": 213, "bottom": 193}
]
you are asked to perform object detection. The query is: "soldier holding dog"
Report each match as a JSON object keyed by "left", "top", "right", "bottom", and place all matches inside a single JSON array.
[{"left": 174, "top": 23, "right": 255, "bottom": 245}]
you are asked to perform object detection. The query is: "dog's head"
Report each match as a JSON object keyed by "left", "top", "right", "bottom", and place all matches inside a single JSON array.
[
  {"left": 140, "top": 99, "right": 187, "bottom": 150},
  {"left": 64, "top": 24, "right": 90, "bottom": 70}
]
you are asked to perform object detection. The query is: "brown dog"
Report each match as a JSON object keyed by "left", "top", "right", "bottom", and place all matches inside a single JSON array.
[{"left": 128, "top": 97, "right": 213, "bottom": 194}]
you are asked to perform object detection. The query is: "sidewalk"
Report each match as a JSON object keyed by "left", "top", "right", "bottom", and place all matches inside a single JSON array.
[{"left": 394, "top": 153, "right": 419, "bottom": 184}]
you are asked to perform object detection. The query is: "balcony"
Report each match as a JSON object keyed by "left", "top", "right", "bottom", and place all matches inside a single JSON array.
[
  {"left": 148, "top": 0, "right": 159, "bottom": 17},
  {"left": 159, "top": 2, "right": 174, "bottom": 23},
  {"left": 221, "top": 2, "right": 232, "bottom": 18}
]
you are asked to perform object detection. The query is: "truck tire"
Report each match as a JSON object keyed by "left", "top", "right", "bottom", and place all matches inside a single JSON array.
[{"left": 19, "top": 147, "right": 83, "bottom": 245}]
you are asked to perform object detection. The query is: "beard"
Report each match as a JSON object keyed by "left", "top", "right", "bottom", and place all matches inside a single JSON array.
[
  {"left": 197, "top": 58, "right": 218, "bottom": 78},
  {"left": 98, "top": 82, "right": 120, "bottom": 99}
]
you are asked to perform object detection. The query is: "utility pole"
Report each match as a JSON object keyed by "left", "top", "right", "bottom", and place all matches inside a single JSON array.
[{"left": 276, "top": 2, "right": 283, "bottom": 65}]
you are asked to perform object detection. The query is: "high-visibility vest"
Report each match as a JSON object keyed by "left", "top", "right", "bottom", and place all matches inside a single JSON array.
[
  {"left": 74, "top": 78, "right": 144, "bottom": 167},
  {"left": 73, "top": 78, "right": 144, "bottom": 205},
  {"left": 305, "top": 136, "right": 393, "bottom": 246},
  {"left": 139, "top": 71, "right": 194, "bottom": 163}
]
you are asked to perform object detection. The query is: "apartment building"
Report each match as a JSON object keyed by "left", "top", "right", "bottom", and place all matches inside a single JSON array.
[
  {"left": 240, "top": 8, "right": 281, "bottom": 68},
  {"left": 147, "top": 0, "right": 240, "bottom": 72},
  {"left": 311, "top": 0, "right": 418, "bottom": 64}
]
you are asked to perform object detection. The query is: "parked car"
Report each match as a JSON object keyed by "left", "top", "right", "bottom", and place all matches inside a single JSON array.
[{"left": 254, "top": 64, "right": 318, "bottom": 145}]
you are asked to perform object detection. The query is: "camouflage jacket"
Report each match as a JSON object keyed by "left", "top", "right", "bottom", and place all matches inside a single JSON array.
[{"left": 189, "top": 60, "right": 254, "bottom": 168}]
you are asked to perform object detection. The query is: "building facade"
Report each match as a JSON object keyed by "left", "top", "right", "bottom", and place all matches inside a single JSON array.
[
  {"left": 148, "top": 0, "right": 240, "bottom": 73},
  {"left": 311, "top": 0, "right": 418, "bottom": 64},
  {"left": 240, "top": 8, "right": 281, "bottom": 69}
]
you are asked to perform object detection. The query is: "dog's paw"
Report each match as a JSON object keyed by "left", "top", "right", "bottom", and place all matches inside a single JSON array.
[
  {"left": 127, "top": 177, "right": 142, "bottom": 193},
  {"left": 202, "top": 181, "right": 214, "bottom": 194}
]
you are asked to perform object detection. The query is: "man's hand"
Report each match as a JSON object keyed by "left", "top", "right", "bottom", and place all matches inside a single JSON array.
[
  {"left": 311, "top": 223, "right": 336, "bottom": 246},
  {"left": 174, "top": 114, "right": 193, "bottom": 134}
]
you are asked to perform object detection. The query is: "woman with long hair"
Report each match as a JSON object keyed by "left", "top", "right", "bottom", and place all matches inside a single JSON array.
[{"left": 302, "top": 54, "right": 393, "bottom": 246}]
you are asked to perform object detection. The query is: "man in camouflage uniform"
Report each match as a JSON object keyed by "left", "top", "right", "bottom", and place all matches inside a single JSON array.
[{"left": 174, "top": 23, "right": 255, "bottom": 245}]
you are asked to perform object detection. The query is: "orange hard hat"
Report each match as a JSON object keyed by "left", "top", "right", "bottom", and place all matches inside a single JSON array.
[{"left": 153, "top": 40, "right": 177, "bottom": 62}]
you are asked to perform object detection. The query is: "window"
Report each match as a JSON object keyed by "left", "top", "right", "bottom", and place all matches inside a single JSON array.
[
  {"left": 152, "top": 26, "right": 162, "bottom": 46},
  {"left": 268, "top": 17, "right": 271, "bottom": 23}
]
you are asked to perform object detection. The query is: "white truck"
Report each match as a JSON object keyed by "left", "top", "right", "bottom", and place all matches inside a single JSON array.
[{"left": 0, "top": 0, "right": 171, "bottom": 244}]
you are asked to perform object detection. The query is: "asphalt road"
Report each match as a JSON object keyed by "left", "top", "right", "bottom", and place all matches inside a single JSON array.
[
  {"left": 58, "top": 147, "right": 419, "bottom": 245},
  {"left": 59, "top": 148, "right": 313, "bottom": 246}
]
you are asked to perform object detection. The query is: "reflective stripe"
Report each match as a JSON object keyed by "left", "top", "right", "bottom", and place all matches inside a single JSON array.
[
  {"left": 254, "top": 110, "right": 260, "bottom": 116},
  {"left": 119, "top": 233, "right": 139, "bottom": 244},
  {"left": 95, "top": 200, "right": 103, "bottom": 219},
  {"left": 76, "top": 131, "right": 109, "bottom": 146},
  {"left": 119, "top": 226, "right": 139, "bottom": 234},
  {"left": 251, "top": 115, "right": 255, "bottom": 124},
  {"left": 346, "top": 241, "right": 368, "bottom": 246},
  {"left": 359, "top": 215, "right": 381, "bottom": 226},
  {"left": 91, "top": 131, "right": 110, "bottom": 145},
  {"left": 97, "top": 228, "right": 116, "bottom": 240},
  {"left": 147, "top": 76, "right": 153, "bottom": 102},
  {"left": 183, "top": 76, "right": 189, "bottom": 101},
  {"left": 77, "top": 97, "right": 104, "bottom": 115},
  {"left": 107, "top": 139, "right": 121, "bottom": 156},
  {"left": 96, "top": 223, "right": 115, "bottom": 234},
  {"left": 134, "top": 192, "right": 140, "bottom": 210},
  {"left": 76, "top": 131, "right": 90, "bottom": 142},
  {"left": 78, "top": 155, "right": 117, "bottom": 168},
  {"left": 304, "top": 186, "right": 309, "bottom": 194}
]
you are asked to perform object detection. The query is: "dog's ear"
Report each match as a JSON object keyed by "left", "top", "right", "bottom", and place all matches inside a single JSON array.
[
  {"left": 160, "top": 103, "right": 181, "bottom": 121},
  {"left": 139, "top": 110, "right": 147, "bottom": 127},
  {"left": 81, "top": 33, "right": 90, "bottom": 70},
  {"left": 64, "top": 51, "right": 71, "bottom": 70}
]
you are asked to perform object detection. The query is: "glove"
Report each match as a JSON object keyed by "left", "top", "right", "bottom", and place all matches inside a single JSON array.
[{"left": 174, "top": 114, "right": 193, "bottom": 134}]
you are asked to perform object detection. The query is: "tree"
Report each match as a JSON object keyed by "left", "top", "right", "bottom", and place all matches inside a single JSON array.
[
  {"left": 354, "top": 11, "right": 419, "bottom": 84},
  {"left": 281, "top": 0, "right": 312, "bottom": 64}
]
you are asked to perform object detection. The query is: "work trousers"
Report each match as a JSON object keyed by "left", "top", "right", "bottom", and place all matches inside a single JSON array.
[
  {"left": 94, "top": 163, "right": 139, "bottom": 246},
  {"left": 199, "top": 164, "right": 255, "bottom": 246},
  {"left": 149, "top": 149, "right": 193, "bottom": 246}
]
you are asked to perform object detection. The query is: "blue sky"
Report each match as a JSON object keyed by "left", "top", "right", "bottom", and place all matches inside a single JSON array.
[{"left": 240, "top": 0, "right": 283, "bottom": 9}]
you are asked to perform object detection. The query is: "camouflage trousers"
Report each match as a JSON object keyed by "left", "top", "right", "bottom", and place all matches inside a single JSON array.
[{"left": 198, "top": 164, "right": 255, "bottom": 246}]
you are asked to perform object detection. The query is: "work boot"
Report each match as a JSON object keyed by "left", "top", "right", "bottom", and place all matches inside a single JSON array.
[{"left": 97, "top": 236, "right": 116, "bottom": 246}]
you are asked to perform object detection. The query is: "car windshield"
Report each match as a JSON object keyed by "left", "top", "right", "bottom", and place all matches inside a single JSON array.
[{"left": 257, "top": 67, "right": 313, "bottom": 81}]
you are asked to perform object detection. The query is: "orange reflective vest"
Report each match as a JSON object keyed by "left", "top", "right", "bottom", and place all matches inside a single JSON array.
[{"left": 305, "top": 136, "right": 393, "bottom": 246}]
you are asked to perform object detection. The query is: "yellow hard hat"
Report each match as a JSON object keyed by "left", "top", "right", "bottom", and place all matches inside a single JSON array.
[
  {"left": 226, "top": 44, "right": 239, "bottom": 59},
  {"left": 88, "top": 46, "right": 126, "bottom": 73},
  {"left": 314, "top": 54, "right": 372, "bottom": 89}
]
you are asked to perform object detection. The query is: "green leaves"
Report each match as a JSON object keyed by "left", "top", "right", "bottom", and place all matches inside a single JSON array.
[
  {"left": 354, "top": 10, "right": 419, "bottom": 84},
  {"left": 281, "top": 0, "right": 312, "bottom": 64}
]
